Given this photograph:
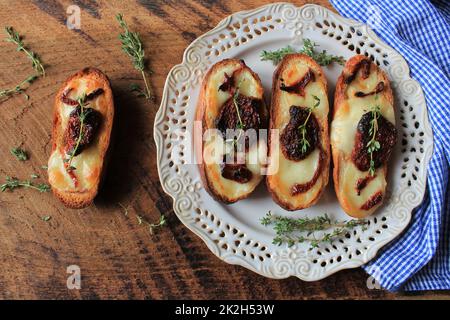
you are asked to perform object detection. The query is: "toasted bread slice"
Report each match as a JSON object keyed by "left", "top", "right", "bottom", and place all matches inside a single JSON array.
[
  {"left": 48, "top": 68, "right": 114, "bottom": 209},
  {"left": 266, "top": 54, "right": 330, "bottom": 211},
  {"left": 331, "top": 55, "right": 396, "bottom": 218},
  {"left": 195, "top": 59, "right": 268, "bottom": 204}
]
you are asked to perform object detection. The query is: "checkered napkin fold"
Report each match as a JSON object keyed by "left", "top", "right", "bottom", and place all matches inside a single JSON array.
[{"left": 329, "top": 0, "right": 450, "bottom": 291}]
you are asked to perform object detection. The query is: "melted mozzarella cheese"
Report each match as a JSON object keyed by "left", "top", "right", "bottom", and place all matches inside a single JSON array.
[
  {"left": 268, "top": 145, "right": 323, "bottom": 207},
  {"left": 48, "top": 77, "right": 108, "bottom": 192},
  {"left": 203, "top": 131, "right": 266, "bottom": 198},
  {"left": 274, "top": 148, "right": 320, "bottom": 185},
  {"left": 337, "top": 161, "right": 386, "bottom": 217},
  {"left": 331, "top": 93, "right": 394, "bottom": 155}
]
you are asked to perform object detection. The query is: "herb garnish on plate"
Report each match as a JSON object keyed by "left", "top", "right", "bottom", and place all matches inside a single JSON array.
[
  {"left": 261, "top": 38, "right": 345, "bottom": 66},
  {"left": 261, "top": 212, "right": 368, "bottom": 248}
]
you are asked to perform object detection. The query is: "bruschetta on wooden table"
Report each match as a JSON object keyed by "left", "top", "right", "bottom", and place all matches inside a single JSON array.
[{"left": 48, "top": 68, "right": 115, "bottom": 209}]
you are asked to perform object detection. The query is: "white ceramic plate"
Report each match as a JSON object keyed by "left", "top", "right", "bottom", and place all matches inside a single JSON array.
[{"left": 154, "top": 3, "right": 433, "bottom": 280}]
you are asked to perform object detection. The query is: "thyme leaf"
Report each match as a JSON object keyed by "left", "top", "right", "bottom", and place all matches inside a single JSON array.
[
  {"left": 41, "top": 215, "right": 52, "bottom": 222},
  {"left": 117, "top": 203, "right": 166, "bottom": 235},
  {"left": 232, "top": 84, "right": 245, "bottom": 132},
  {"left": 367, "top": 105, "right": 382, "bottom": 176},
  {"left": 261, "top": 212, "right": 368, "bottom": 248},
  {"left": 116, "top": 13, "right": 152, "bottom": 100},
  {"left": 1, "top": 27, "right": 45, "bottom": 102},
  {"left": 261, "top": 39, "right": 345, "bottom": 66},
  {"left": 129, "top": 83, "right": 151, "bottom": 99},
  {"left": 148, "top": 214, "right": 167, "bottom": 235},
  {"left": 224, "top": 80, "right": 246, "bottom": 154},
  {"left": 4, "top": 26, "right": 45, "bottom": 76},
  {"left": 65, "top": 94, "right": 89, "bottom": 171},
  {"left": 260, "top": 46, "right": 297, "bottom": 65},
  {"left": 0, "top": 75, "right": 38, "bottom": 101},
  {"left": 118, "top": 202, "right": 129, "bottom": 216},
  {"left": 298, "top": 95, "right": 320, "bottom": 154},
  {"left": 10, "top": 147, "right": 29, "bottom": 161},
  {"left": 1, "top": 176, "right": 50, "bottom": 193}
]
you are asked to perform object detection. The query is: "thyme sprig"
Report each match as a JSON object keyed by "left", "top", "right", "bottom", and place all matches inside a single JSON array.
[
  {"left": 1, "top": 176, "right": 50, "bottom": 193},
  {"left": 261, "top": 39, "right": 345, "bottom": 66},
  {"left": 302, "top": 39, "right": 345, "bottom": 66},
  {"left": 224, "top": 80, "right": 246, "bottom": 152},
  {"left": 232, "top": 83, "right": 245, "bottom": 131},
  {"left": 1, "top": 27, "right": 45, "bottom": 102},
  {"left": 149, "top": 215, "right": 167, "bottom": 234},
  {"left": 0, "top": 75, "right": 38, "bottom": 101},
  {"left": 116, "top": 13, "right": 152, "bottom": 100},
  {"left": 129, "top": 83, "right": 151, "bottom": 99},
  {"left": 5, "top": 26, "right": 45, "bottom": 76},
  {"left": 64, "top": 94, "right": 89, "bottom": 171},
  {"left": 118, "top": 202, "right": 129, "bottom": 216},
  {"left": 261, "top": 212, "right": 368, "bottom": 248},
  {"left": 367, "top": 105, "right": 382, "bottom": 176},
  {"left": 118, "top": 203, "right": 166, "bottom": 235},
  {"left": 10, "top": 146, "right": 29, "bottom": 161},
  {"left": 298, "top": 95, "right": 320, "bottom": 154},
  {"left": 261, "top": 46, "right": 297, "bottom": 65},
  {"left": 137, "top": 214, "right": 167, "bottom": 235}
]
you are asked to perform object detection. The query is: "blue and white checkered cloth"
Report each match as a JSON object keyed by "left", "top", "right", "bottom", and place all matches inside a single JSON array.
[{"left": 329, "top": 0, "right": 450, "bottom": 291}]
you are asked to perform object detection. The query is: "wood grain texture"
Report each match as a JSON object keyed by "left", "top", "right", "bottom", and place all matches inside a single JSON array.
[{"left": 0, "top": 0, "right": 448, "bottom": 300}]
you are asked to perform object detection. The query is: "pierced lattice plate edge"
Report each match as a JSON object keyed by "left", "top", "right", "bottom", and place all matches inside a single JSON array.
[{"left": 154, "top": 3, "right": 434, "bottom": 281}]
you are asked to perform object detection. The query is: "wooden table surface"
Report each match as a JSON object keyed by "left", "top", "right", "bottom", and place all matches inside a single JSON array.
[{"left": 0, "top": 0, "right": 448, "bottom": 300}]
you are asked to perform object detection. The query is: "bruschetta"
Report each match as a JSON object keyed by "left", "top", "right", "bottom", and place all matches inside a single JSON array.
[
  {"left": 266, "top": 54, "right": 330, "bottom": 211},
  {"left": 48, "top": 68, "right": 114, "bottom": 209},
  {"left": 331, "top": 55, "right": 397, "bottom": 218},
  {"left": 195, "top": 59, "right": 268, "bottom": 203}
]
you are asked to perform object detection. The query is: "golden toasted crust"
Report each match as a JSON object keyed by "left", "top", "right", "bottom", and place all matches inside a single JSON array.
[
  {"left": 195, "top": 59, "right": 266, "bottom": 204},
  {"left": 332, "top": 55, "right": 394, "bottom": 218},
  {"left": 266, "top": 54, "right": 330, "bottom": 211},
  {"left": 49, "top": 68, "right": 114, "bottom": 209}
]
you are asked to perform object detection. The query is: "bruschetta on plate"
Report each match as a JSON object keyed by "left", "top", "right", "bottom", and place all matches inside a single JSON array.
[
  {"left": 48, "top": 68, "right": 114, "bottom": 209},
  {"left": 196, "top": 59, "right": 268, "bottom": 204},
  {"left": 331, "top": 55, "right": 397, "bottom": 218},
  {"left": 266, "top": 54, "right": 330, "bottom": 211}
]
